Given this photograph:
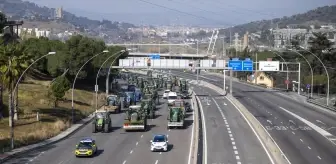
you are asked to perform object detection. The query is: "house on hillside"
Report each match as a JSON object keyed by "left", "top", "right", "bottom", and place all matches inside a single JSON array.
[{"left": 247, "top": 72, "right": 275, "bottom": 88}]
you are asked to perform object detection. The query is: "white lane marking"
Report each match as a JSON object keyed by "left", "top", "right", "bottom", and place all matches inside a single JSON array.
[
  {"left": 233, "top": 146, "right": 237, "bottom": 150},
  {"left": 275, "top": 117, "right": 277, "bottom": 119},
  {"left": 141, "top": 135, "right": 143, "bottom": 138},
  {"left": 317, "top": 156, "right": 321, "bottom": 159},
  {"left": 123, "top": 160, "right": 127, "bottom": 164},
  {"left": 155, "top": 160, "right": 159, "bottom": 164},
  {"left": 136, "top": 142, "right": 138, "bottom": 145},
  {"left": 57, "top": 161, "right": 63, "bottom": 164},
  {"left": 236, "top": 156, "right": 240, "bottom": 160},
  {"left": 167, "top": 135, "right": 169, "bottom": 138},
  {"left": 226, "top": 124, "right": 230, "bottom": 127},
  {"left": 160, "top": 152, "right": 162, "bottom": 154},
  {"left": 308, "top": 146, "right": 311, "bottom": 149},
  {"left": 292, "top": 131, "right": 295, "bottom": 135},
  {"left": 232, "top": 142, "right": 236, "bottom": 145},
  {"left": 300, "top": 139, "right": 303, "bottom": 142},
  {"left": 229, "top": 134, "right": 233, "bottom": 137},
  {"left": 237, "top": 162, "right": 242, "bottom": 164},
  {"left": 234, "top": 150, "right": 239, "bottom": 154},
  {"left": 230, "top": 137, "right": 234, "bottom": 141},
  {"left": 267, "top": 120, "right": 273, "bottom": 125},
  {"left": 188, "top": 95, "right": 196, "bottom": 164},
  {"left": 228, "top": 130, "right": 232, "bottom": 134},
  {"left": 196, "top": 96, "right": 208, "bottom": 164},
  {"left": 223, "top": 93, "right": 280, "bottom": 164},
  {"left": 130, "top": 150, "right": 133, "bottom": 154},
  {"left": 227, "top": 127, "right": 231, "bottom": 131},
  {"left": 279, "top": 106, "right": 336, "bottom": 146}
]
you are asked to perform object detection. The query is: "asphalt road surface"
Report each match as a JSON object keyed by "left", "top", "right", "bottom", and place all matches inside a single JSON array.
[
  {"left": 4, "top": 91, "right": 194, "bottom": 164},
  {"left": 173, "top": 70, "right": 336, "bottom": 164}
]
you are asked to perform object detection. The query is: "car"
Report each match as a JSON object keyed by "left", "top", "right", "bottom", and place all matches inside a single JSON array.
[
  {"left": 180, "top": 90, "right": 190, "bottom": 99},
  {"left": 150, "top": 134, "right": 169, "bottom": 152},
  {"left": 75, "top": 138, "right": 98, "bottom": 157},
  {"left": 163, "top": 90, "right": 170, "bottom": 99}
]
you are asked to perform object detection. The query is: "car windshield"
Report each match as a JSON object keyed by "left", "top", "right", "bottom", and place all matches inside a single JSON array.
[
  {"left": 78, "top": 142, "right": 92, "bottom": 148},
  {"left": 168, "top": 96, "right": 177, "bottom": 99},
  {"left": 125, "top": 92, "right": 134, "bottom": 97},
  {"left": 153, "top": 135, "right": 165, "bottom": 142},
  {"left": 107, "top": 96, "right": 117, "bottom": 101}
]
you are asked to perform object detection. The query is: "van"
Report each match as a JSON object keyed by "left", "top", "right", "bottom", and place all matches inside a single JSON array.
[{"left": 167, "top": 92, "right": 178, "bottom": 105}]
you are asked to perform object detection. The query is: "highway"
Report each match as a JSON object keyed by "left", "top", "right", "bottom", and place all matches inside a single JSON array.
[
  {"left": 4, "top": 90, "right": 194, "bottom": 164},
  {"left": 173, "top": 70, "right": 336, "bottom": 164},
  {"left": 190, "top": 80, "right": 272, "bottom": 164}
]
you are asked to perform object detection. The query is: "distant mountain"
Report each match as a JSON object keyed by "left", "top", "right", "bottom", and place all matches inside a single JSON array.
[
  {"left": 220, "top": 5, "right": 336, "bottom": 37},
  {"left": 0, "top": 0, "right": 136, "bottom": 30}
]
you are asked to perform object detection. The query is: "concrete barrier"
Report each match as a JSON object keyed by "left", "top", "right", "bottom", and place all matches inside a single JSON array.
[
  {"left": 189, "top": 91, "right": 199, "bottom": 164},
  {"left": 199, "top": 80, "right": 291, "bottom": 164}
]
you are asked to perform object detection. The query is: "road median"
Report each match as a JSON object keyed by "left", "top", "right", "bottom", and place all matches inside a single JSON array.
[{"left": 198, "top": 80, "right": 291, "bottom": 164}]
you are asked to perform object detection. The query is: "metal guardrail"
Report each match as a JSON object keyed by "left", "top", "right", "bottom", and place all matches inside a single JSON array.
[{"left": 306, "top": 98, "right": 336, "bottom": 111}]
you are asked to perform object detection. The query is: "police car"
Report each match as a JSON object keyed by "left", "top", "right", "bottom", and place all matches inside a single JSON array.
[{"left": 75, "top": 138, "right": 98, "bottom": 157}]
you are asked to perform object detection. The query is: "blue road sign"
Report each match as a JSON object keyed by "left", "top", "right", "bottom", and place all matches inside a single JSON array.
[
  {"left": 242, "top": 60, "right": 253, "bottom": 71},
  {"left": 228, "top": 59, "right": 254, "bottom": 71},
  {"left": 306, "top": 84, "right": 311, "bottom": 89},
  {"left": 228, "top": 60, "right": 243, "bottom": 71},
  {"left": 150, "top": 54, "right": 160, "bottom": 59}
]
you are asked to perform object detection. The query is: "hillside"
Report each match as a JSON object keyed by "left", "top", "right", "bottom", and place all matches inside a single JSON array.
[
  {"left": 220, "top": 5, "right": 336, "bottom": 36},
  {"left": 0, "top": 0, "right": 136, "bottom": 42}
]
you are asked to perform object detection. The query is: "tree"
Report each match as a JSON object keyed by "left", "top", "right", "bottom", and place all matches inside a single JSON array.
[
  {"left": 0, "top": 12, "right": 6, "bottom": 33},
  {"left": 291, "top": 35, "right": 300, "bottom": 49},
  {"left": 0, "top": 43, "right": 31, "bottom": 125},
  {"left": 50, "top": 76, "right": 70, "bottom": 107}
]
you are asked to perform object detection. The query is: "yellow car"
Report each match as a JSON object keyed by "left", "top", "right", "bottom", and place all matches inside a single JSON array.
[{"left": 75, "top": 138, "right": 97, "bottom": 157}]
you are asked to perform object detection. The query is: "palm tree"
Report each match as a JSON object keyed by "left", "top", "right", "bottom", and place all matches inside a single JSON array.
[{"left": 0, "top": 43, "right": 30, "bottom": 126}]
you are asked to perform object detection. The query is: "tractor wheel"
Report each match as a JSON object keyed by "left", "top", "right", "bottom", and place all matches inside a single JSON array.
[
  {"left": 104, "top": 123, "right": 109, "bottom": 133},
  {"left": 92, "top": 123, "right": 96, "bottom": 133}
]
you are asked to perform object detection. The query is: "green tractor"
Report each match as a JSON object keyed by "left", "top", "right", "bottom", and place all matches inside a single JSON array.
[
  {"left": 92, "top": 111, "right": 112, "bottom": 133},
  {"left": 123, "top": 105, "right": 148, "bottom": 131},
  {"left": 165, "top": 80, "right": 173, "bottom": 91},
  {"left": 147, "top": 85, "right": 159, "bottom": 104},
  {"left": 141, "top": 98, "right": 155, "bottom": 119}
]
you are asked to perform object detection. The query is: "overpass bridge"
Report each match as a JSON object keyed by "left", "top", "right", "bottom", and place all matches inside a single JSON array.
[{"left": 128, "top": 52, "right": 208, "bottom": 59}]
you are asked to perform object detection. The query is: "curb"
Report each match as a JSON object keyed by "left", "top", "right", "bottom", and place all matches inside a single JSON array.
[
  {"left": 190, "top": 91, "right": 199, "bottom": 164},
  {"left": 0, "top": 113, "right": 95, "bottom": 163}
]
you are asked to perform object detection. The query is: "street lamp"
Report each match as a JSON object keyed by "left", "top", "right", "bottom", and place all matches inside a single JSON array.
[
  {"left": 10, "top": 51, "right": 56, "bottom": 149},
  {"left": 288, "top": 49, "right": 314, "bottom": 98},
  {"left": 71, "top": 50, "right": 108, "bottom": 124},
  {"left": 95, "top": 50, "right": 125, "bottom": 111},
  {"left": 298, "top": 46, "right": 330, "bottom": 105},
  {"left": 269, "top": 50, "right": 289, "bottom": 90},
  {"left": 105, "top": 50, "right": 126, "bottom": 96}
]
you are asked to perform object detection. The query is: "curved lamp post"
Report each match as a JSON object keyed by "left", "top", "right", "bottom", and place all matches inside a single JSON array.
[
  {"left": 298, "top": 46, "right": 330, "bottom": 105},
  {"left": 11, "top": 51, "right": 56, "bottom": 149},
  {"left": 288, "top": 49, "right": 314, "bottom": 98},
  {"left": 270, "top": 50, "right": 289, "bottom": 90},
  {"left": 71, "top": 50, "right": 108, "bottom": 124},
  {"left": 95, "top": 50, "right": 125, "bottom": 110},
  {"left": 105, "top": 50, "right": 126, "bottom": 96}
]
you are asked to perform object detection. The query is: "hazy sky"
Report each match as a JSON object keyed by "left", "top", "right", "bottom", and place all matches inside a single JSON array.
[{"left": 27, "top": 0, "right": 336, "bottom": 26}]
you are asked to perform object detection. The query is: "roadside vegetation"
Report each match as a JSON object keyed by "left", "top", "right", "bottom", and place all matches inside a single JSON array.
[{"left": 0, "top": 13, "right": 127, "bottom": 151}]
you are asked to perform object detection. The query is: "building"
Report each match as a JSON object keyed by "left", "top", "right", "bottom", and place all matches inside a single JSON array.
[
  {"left": 243, "top": 31, "right": 249, "bottom": 49},
  {"left": 247, "top": 72, "right": 275, "bottom": 88},
  {"left": 55, "top": 7, "right": 63, "bottom": 19}
]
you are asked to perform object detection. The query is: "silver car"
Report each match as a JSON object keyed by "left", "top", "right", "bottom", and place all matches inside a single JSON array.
[{"left": 150, "top": 134, "right": 168, "bottom": 152}]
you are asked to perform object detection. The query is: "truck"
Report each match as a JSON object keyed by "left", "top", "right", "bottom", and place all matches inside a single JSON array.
[
  {"left": 123, "top": 105, "right": 147, "bottom": 131},
  {"left": 99, "top": 94, "right": 121, "bottom": 113},
  {"left": 92, "top": 110, "right": 111, "bottom": 133},
  {"left": 167, "top": 106, "right": 185, "bottom": 129}
]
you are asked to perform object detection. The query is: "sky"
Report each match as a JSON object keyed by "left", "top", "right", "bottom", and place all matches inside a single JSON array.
[{"left": 27, "top": 0, "right": 336, "bottom": 26}]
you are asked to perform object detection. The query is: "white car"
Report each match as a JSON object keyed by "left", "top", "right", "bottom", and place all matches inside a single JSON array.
[
  {"left": 150, "top": 134, "right": 168, "bottom": 152},
  {"left": 163, "top": 90, "right": 170, "bottom": 99}
]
